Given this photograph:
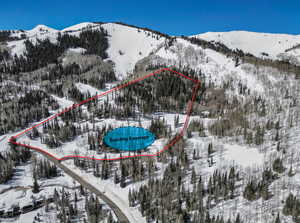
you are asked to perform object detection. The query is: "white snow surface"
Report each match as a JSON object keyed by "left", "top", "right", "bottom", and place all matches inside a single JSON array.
[
  {"left": 223, "top": 144, "right": 264, "bottom": 167},
  {"left": 75, "top": 82, "right": 104, "bottom": 96},
  {"left": 101, "top": 23, "right": 165, "bottom": 79},
  {"left": 152, "top": 38, "right": 266, "bottom": 94},
  {"left": 193, "top": 31, "right": 300, "bottom": 61},
  {"left": 26, "top": 24, "right": 58, "bottom": 37},
  {"left": 67, "top": 47, "right": 86, "bottom": 54},
  {"left": 61, "top": 22, "right": 96, "bottom": 32},
  {"left": 65, "top": 159, "right": 146, "bottom": 223},
  {"left": 6, "top": 22, "right": 166, "bottom": 79},
  {"left": 7, "top": 25, "right": 59, "bottom": 56}
]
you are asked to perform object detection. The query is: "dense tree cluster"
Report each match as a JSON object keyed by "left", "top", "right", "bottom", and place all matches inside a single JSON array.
[
  {"left": 5, "top": 39, "right": 62, "bottom": 74},
  {"left": 0, "top": 154, "right": 14, "bottom": 184},
  {"left": 51, "top": 186, "right": 116, "bottom": 223},
  {"left": 0, "top": 144, "right": 31, "bottom": 184},
  {"left": 85, "top": 194, "right": 106, "bottom": 223},
  {"left": 0, "top": 49, "right": 10, "bottom": 62},
  {"left": 283, "top": 193, "right": 300, "bottom": 222},
  {"left": 41, "top": 62, "right": 116, "bottom": 100},
  {"left": 129, "top": 158, "right": 241, "bottom": 222},
  {"left": 188, "top": 120, "right": 205, "bottom": 137},
  {"left": 57, "top": 28, "right": 109, "bottom": 58},
  {"left": 243, "top": 169, "right": 277, "bottom": 201},
  {"left": 0, "top": 30, "right": 24, "bottom": 42},
  {"left": 115, "top": 70, "right": 196, "bottom": 115},
  {"left": 1, "top": 29, "right": 109, "bottom": 74},
  {"left": 41, "top": 118, "right": 81, "bottom": 147},
  {"left": 33, "top": 158, "right": 59, "bottom": 179},
  {"left": 0, "top": 90, "right": 59, "bottom": 135},
  {"left": 41, "top": 63, "right": 81, "bottom": 82},
  {"left": 73, "top": 134, "right": 243, "bottom": 222},
  {"left": 149, "top": 118, "right": 169, "bottom": 138}
]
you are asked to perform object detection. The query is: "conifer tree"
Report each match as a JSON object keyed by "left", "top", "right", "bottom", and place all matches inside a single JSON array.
[{"left": 32, "top": 174, "right": 40, "bottom": 194}]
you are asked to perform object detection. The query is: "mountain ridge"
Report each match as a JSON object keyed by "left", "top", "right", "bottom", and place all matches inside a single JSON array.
[{"left": 3, "top": 22, "right": 300, "bottom": 67}]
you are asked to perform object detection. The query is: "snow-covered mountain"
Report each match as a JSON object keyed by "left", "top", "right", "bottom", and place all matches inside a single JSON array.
[
  {"left": 4, "top": 22, "right": 300, "bottom": 80},
  {"left": 1, "top": 22, "right": 300, "bottom": 223},
  {"left": 5, "top": 22, "right": 166, "bottom": 79},
  {"left": 193, "top": 31, "right": 300, "bottom": 64}
]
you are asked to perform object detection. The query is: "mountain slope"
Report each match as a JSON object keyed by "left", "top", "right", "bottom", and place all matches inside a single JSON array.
[
  {"left": 193, "top": 31, "right": 300, "bottom": 64},
  {"left": 1, "top": 22, "right": 300, "bottom": 223},
  {"left": 4, "top": 22, "right": 166, "bottom": 79}
]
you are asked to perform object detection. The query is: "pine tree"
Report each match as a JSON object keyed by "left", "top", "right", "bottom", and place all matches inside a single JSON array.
[
  {"left": 260, "top": 183, "right": 270, "bottom": 200},
  {"left": 120, "top": 174, "right": 126, "bottom": 188},
  {"left": 208, "top": 143, "right": 213, "bottom": 156},
  {"left": 114, "top": 169, "right": 119, "bottom": 184},
  {"left": 275, "top": 213, "right": 281, "bottom": 223},
  {"left": 191, "top": 167, "right": 196, "bottom": 184},
  {"left": 235, "top": 213, "right": 241, "bottom": 223},
  {"left": 272, "top": 158, "right": 285, "bottom": 173},
  {"left": 80, "top": 185, "right": 85, "bottom": 196},
  {"left": 128, "top": 189, "right": 133, "bottom": 207},
  {"left": 32, "top": 174, "right": 40, "bottom": 194},
  {"left": 193, "top": 149, "right": 197, "bottom": 160},
  {"left": 288, "top": 166, "right": 294, "bottom": 177}
]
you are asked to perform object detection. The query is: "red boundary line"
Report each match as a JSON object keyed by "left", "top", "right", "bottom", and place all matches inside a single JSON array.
[{"left": 9, "top": 68, "right": 200, "bottom": 161}]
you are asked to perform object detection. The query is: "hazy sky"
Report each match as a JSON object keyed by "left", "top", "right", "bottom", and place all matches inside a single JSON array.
[{"left": 0, "top": 0, "right": 299, "bottom": 35}]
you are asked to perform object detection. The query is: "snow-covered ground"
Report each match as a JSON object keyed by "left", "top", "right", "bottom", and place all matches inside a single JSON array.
[
  {"left": 2, "top": 22, "right": 300, "bottom": 223},
  {"left": 0, "top": 162, "right": 75, "bottom": 212},
  {"left": 101, "top": 23, "right": 165, "bottom": 79},
  {"left": 63, "top": 159, "right": 146, "bottom": 223},
  {"left": 75, "top": 82, "right": 104, "bottom": 96},
  {"left": 193, "top": 31, "right": 300, "bottom": 62},
  {"left": 6, "top": 22, "right": 166, "bottom": 80},
  {"left": 151, "top": 38, "right": 267, "bottom": 95},
  {"left": 16, "top": 108, "right": 187, "bottom": 160},
  {"left": 7, "top": 25, "right": 59, "bottom": 57}
]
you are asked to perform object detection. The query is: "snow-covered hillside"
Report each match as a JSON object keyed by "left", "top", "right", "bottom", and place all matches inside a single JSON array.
[
  {"left": 6, "top": 22, "right": 300, "bottom": 78},
  {"left": 148, "top": 38, "right": 266, "bottom": 95},
  {"left": 7, "top": 25, "right": 59, "bottom": 56},
  {"left": 193, "top": 31, "right": 300, "bottom": 64},
  {"left": 5, "top": 22, "right": 166, "bottom": 79},
  {"left": 2, "top": 22, "right": 300, "bottom": 223},
  {"left": 101, "top": 23, "right": 165, "bottom": 79}
]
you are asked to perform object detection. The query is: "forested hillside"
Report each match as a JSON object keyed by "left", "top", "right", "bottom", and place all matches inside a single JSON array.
[{"left": 0, "top": 22, "right": 299, "bottom": 223}]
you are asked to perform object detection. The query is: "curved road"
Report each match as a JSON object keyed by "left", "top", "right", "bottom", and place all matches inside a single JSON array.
[{"left": 36, "top": 150, "right": 130, "bottom": 223}]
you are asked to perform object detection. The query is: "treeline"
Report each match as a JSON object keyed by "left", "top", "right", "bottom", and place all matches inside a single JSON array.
[
  {"left": 0, "top": 49, "right": 10, "bottom": 62},
  {"left": 243, "top": 168, "right": 278, "bottom": 201},
  {"left": 41, "top": 118, "right": 82, "bottom": 148},
  {"left": 58, "top": 28, "right": 109, "bottom": 58},
  {"left": 41, "top": 62, "right": 116, "bottom": 98},
  {"left": 52, "top": 187, "right": 116, "bottom": 223},
  {"left": 128, "top": 148, "right": 241, "bottom": 222},
  {"left": 0, "top": 30, "right": 24, "bottom": 42},
  {"left": 73, "top": 136, "right": 242, "bottom": 222},
  {"left": 1, "top": 29, "right": 109, "bottom": 74},
  {"left": 115, "top": 70, "right": 197, "bottom": 115},
  {"left": 149, "top": 118, "right": 170, "bottom": 138},
  {"left": 114, "top": 22, "right": 171, "bottom": 39},
  {"left": 0, "top": 90, "right": 59, "bottom": 135},
  {"left": 32, "top": 158, "right": 59, "bottom": 179},
  {"left": 0, "top": 143, "right": 31, "bottom": 184},
  {"left": 183, "top": 36, "right": 300, "bottom": 78},
  {"left": 73, "top": 152, "right": 158, "bottom": 187}
]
